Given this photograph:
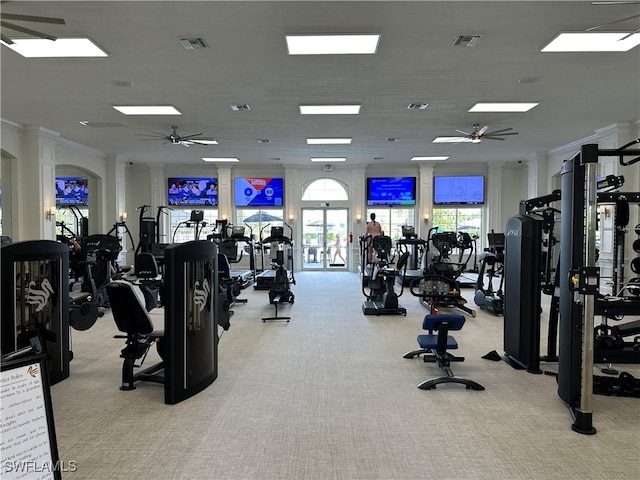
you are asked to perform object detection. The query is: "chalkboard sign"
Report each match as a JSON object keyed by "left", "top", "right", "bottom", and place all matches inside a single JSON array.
[{"left": 1, "top": 355, "right": 63, "bottom": 480}]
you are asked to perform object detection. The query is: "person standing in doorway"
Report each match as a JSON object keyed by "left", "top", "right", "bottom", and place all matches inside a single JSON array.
[
  {"left": 332, "top": 234, "right": 346, "bottom": 265},
  {"left": 364, "top": 212, "right": 384, "bottom": 262}
]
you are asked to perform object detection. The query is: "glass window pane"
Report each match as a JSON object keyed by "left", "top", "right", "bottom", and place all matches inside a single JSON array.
[
  {"left": 302, "top": 178, "right": 348, "bottom": 201},
  {"left": 170, "top": 209, "right": 218, "bottom": 243}
]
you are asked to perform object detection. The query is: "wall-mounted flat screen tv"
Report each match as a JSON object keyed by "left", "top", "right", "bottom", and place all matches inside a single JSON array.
[
  {"left": 168, "top": 177, "right": 218, "bottom": 206},
  {"left": 234, "top": 177, "right": 284, "bottom": 207},
  {"left": 366, "top": 177, "right": 416, "bottom": 206},
  {"left": 433, "top": 175, "right": 485, "bottom": 205},
  {"left": 55, "top": 177, "right": 88, "bottom": 206}
]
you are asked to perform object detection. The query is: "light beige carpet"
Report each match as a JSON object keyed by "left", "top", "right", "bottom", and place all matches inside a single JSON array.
[{"left": 51, "top": 272, "right": 640, "bottom": 479}]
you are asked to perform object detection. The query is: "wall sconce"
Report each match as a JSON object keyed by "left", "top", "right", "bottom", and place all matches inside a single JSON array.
[
  {"left": 222, "top": 214, "right": 227, "bottom": 220},
  {"left": 120, "top": 212, "right": 128, "bottom": 222},
  {"left": 423, "top": 213, "right": 429, "bottom": 223},
  {"left": 46, "top": 206, "right": 57, "bottom": 221},
  {"left": 356, "top": 214, "right": 362, "bottom": 223},
  {"left": 288, "top": 213, "right": 295, "bottom": 222}
]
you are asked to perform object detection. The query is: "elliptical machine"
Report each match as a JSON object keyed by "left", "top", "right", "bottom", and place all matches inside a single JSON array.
[
  {"left": 360, "top": 235, "right": 409, "bottom": 316},
  {"left": 473, "top": 231, "right": 505, "bottom": 315},
  {"left": 261, "top": 225, "right": 296, "bottom": 322}
]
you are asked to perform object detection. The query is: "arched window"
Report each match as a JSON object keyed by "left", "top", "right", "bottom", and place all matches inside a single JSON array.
[{"left": 302, "top": 178, "right": 348, "bottom": 201}]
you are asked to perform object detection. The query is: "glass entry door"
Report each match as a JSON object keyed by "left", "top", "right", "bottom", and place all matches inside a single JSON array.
[{"left": 302, "top": 209, "right": 348, "bottom": 270}]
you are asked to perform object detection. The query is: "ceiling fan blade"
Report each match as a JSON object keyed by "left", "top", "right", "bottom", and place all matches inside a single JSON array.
[
  {"left": 134, "top": 133, "right": 167, "bottom": 139},
  {"left": 455, "top": 129, "right": 471, "bottom": 135},
  {"left": 485, "top": 137, "right": 506, "bottom": 141},
  {"left": 477, "top": 125, "right": 489, "bottom": 135},
  {"left": 179, "top": 132, "right": 204, "bottom": 140},
  {"left": 487, "top": 132, "right": 519, "bottom": 137},
  {"left": 0, "top": 13, "right": 66, "bottom": 25},
  {"left": 586, "top": 13, "right": 640, "bottom": 31},
  {"left": 484, "top": 127, "right": 514, "bottom": 136},
  {"left": 620, "top": 28, "right": 640, "bottom": 40},
  {"left": 0, "top": 20, "right": 56, "bottom": 40},
  {"left": 1, "top": 32, "right": 14, "bottom": 44}
]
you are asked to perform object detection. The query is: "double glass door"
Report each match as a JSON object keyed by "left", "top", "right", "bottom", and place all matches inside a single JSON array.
[{"left": 302, "top": 209, "right": 348, "bottom": 270}]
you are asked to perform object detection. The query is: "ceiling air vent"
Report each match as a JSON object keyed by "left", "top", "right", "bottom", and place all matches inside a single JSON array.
[
  {"left": 407, "top": 103, "right": 429, "bottom": 110},
  {"left": 452, "top": 35, "right": 481, "bottom": 47},
  {"left": 230, "top": 104, "right": 251, "bottom": 111},
  {"left": 386, "top": 137, "right": 399, "bottom": 142},
  {"left": 79, "top": 121, "right": 127, "bottom": 128},
  {"left": 180, "top": 38, "right": 208, "bottom": 50}
]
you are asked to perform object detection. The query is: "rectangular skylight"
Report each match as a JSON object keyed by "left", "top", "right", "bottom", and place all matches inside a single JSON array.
[
  {"left": 113, "top": 105, "right": 182, "bottom": 115},
  {"left": 286, "top": 34, "right": 380, "bottom": 55},
  {"left": 541, "top": 32, "right": 640, "bottom": 52},
  {"left": 300, "top": 105, "right": 361, "bottom": 115},
  {"left": 432, "top": 137, "right": 473, "bottom": 143},
  {"left": 469, "top": 102, "right": 538, "bottom": 112},
  {"left": 310, "top": 157, "right": 347, "bottom": 162},
  {"left": 411, "top": 156, "right": 450, "bottom": 161},
  {"left": 306, "top": 138, "right": 352, "bottom": 144},
  {"left": 202, "top": 157, "right": 239, "bottom": 162},
  {"left": 2, "top": 37, "right": 109, "bottom": 58}
]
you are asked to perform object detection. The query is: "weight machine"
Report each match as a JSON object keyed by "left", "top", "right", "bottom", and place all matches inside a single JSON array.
[{"left": 558, "top": 140, "right": 639, "bottom": 435}]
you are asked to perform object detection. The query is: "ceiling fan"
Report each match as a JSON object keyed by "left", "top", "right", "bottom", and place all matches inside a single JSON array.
[
  {"left": 450, "top": 124, "right": 519, "bottom": 144},
  {"left": 589, "top": 1, "right": 640, "bottom": 40},
  {"left": 135, "top": 126, "right": 218, "bottom": 147},
  {"left": 0, "top": 3, "right": 66, "bottom": 45}
]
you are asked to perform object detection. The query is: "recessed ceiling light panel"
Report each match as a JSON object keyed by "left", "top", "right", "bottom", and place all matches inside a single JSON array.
[
  {"left": 411, "top": 156, "right": 450, "bottom": 161},
  {"left": 202, "top": 157, "right": 239, "bottom": 162},
  {"left": 432, "top": 137, "right": 473, "bottom": 143},
  {"left": 113, "top": 105, "right": 182, "bottom": 115},
  {"left": 3, "top": 37, "right": 108, "bottom": 57},
  {"left": 541, "top": 32, "right": 640, "bottom": 52},
  {"left": 300, "top": 105, "right": 361, "bottom": 115},
  {"left": 286, "top": 34, "right": 380, "bottom": 55},
  {"left": 306, "top": 138, "right": 352, "bottom": 144},
  {"left": 310, "top": 157, "right": 347, "bottom": 162},
  {"left": 469, "top": 102, "right": 539, "bottom": 112}
]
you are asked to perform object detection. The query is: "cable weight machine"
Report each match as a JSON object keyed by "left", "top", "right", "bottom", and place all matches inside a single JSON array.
[{"left": 558, "top": 141, "right": 639, "bottom": 435}]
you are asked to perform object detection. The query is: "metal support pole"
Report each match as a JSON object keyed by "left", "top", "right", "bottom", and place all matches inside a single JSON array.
[{"left": 571, "top": 145, "right": 598, "bottom": 435}]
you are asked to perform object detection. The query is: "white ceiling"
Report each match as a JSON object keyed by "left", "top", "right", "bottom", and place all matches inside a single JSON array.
[{"left": 1, "top": 1, "right": 639, "bottom": 168}]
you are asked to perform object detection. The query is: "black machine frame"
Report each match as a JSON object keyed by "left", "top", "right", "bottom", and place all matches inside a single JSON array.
[{"left": 558, "top": 141, "right": 639, "bottom": 435}]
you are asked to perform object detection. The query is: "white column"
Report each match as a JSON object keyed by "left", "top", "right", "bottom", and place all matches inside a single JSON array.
[
  {"left": 487, "top": 165, "right": 503, "bottom": 232},
  {"left": 419, "top": 165, "right": 434, "bottom": 237},
  {"left": 21, "top": 126, "right": 59, "bottom": 240},
  {"left": 526, "top": 151, "right": 549, "bottom": 199},
  {"left": 148, "top": 165, "right": 166, "bottom": 241},
  {"left": 105, "top": 154, "right": 128, "bottom": 262},
  {"left": 216, "top": 167, "right": 231, "bottom": 221}
]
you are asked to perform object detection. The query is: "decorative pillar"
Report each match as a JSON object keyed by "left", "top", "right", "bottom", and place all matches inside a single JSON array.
[
  {"left": 419, "top": 165, "right": 434, "bottom": 237},
  {"left": 22, "top": 126, "right": 59, "bottom": 240},
  {"left": 487, "top": 164, "right": 503, "bottom": 232},
  {"left": 216, "top": 167, "right": 232, "bottom": 221}
]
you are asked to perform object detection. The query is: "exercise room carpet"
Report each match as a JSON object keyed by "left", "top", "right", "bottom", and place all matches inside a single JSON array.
[{"left": 52, "top": 272, "right": 640, "bottom": 480}]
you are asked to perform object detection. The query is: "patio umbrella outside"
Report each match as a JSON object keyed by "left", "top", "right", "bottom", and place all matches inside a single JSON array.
[{"left": 243, "top": 211, "right": 283, "bottom": 223}]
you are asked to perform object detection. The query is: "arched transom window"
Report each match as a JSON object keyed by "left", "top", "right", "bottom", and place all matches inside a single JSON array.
[{"left": 302, "top": 178, "right": 348, "bottom": 201}]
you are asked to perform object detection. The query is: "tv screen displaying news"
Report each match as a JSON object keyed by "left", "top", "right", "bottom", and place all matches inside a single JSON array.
[
  {"left": 168, "top": 177, "right": 218, "bottom": 206},
  {"left": 366, "top": 177, "right": 416, "bottom": 206},
  {"left": 55, "top": 177, "right": 88, "bottom": 206},
  {"left": 433, "top": 175, "right": 485, "bottom": 205},
  {"left": 234, "top": 177, "right": 284, "bottom": 207}
]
